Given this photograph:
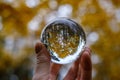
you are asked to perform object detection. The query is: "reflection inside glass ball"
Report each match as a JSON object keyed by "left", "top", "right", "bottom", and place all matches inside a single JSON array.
[{"left": 41, "top": 18, "right": 86, "bottom": 64}]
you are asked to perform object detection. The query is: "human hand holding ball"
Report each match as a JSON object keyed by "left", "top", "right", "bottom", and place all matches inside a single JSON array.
[{"left": 32, "top": 18, "right": 92, "bottom": 80}]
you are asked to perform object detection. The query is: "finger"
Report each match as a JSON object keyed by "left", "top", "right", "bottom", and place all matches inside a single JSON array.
[
  {"left": 76, "top": 59, "right": 81, "bottom": 80},
  {"left": 35, "top": 42, "right": 51, "bottom": 63},
  {"left": 33, "top": 42, "right": 51, "bottom": 80},
  {"left": 78, "top": 47, "right": 92, "bottom": 80},
  {"left": 63, "top": 58, "right": 79, "bottom": 80},
  {"left": 49, "top": 63, "right": 62, "bottom": 80}
]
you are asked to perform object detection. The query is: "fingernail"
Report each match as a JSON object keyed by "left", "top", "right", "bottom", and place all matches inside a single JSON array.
[
  {"left": 35, "top": 42, "right": 42, "bottom": 53},
  {"left": 84, "top": 47, "right": 91, "bottom": 56}
]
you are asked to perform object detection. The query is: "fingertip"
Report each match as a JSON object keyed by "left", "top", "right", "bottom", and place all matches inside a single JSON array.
[
  {"left": 49, "top": 63, "right": 62, "bottom": 80},
  {"left": 50, "top": 63, "right": 62, "bottom": 74},
  {"left": 84, "top": 47, "right": 92, "bottom": 56},
  {"left": 64, "top": 60, "right": 79, "bottom": 80},
  {"left": 81, "top": 50, "right": 92, "bottom": 71},
  {"left": 35, "top": 42, "right": 43, "bottom": 53}
]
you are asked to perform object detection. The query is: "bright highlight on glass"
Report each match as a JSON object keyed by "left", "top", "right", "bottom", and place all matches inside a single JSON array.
[{"left": 40, "top": 18, "right": 86, "bottom": 64}]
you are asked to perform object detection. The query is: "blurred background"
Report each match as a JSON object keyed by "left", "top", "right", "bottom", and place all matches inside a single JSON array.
[{"left": 0, "top": 0, "right": 120, "bottom": 80}]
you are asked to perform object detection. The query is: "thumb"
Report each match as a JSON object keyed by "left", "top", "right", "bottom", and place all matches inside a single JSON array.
[
  {"left": 33, "top": 42, "right": 51, "bottom": 80},
  {"left": 35, "top": 42, "right": 51, "bottom": 64}
]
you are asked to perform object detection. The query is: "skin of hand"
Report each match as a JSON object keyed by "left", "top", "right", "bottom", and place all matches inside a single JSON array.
[{"left": 32, "top": 42, "right": 92, "bottom": 80}]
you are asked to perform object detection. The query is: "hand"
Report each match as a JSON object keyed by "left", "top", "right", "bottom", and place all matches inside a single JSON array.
[{"left": 32, "top": 42, "right": 92, "bottom": 80}]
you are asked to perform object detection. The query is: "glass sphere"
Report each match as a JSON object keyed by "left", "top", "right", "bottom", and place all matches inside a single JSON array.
[{"left": 40, "top": 18, "right": 86, "bottom": 64}]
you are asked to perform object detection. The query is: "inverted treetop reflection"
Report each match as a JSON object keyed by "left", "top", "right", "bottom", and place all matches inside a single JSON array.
[{"left": 41, "top": 18, "right": 86, "bottom": 64}]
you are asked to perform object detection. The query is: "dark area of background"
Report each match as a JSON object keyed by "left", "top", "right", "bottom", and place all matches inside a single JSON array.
[{"left": 0, "top": 0, "right": 120, "bottom": 80}]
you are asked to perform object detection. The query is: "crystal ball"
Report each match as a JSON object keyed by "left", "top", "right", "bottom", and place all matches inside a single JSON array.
[{"left": 40, "top": 18, "right": 86, "bottom": 64}]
